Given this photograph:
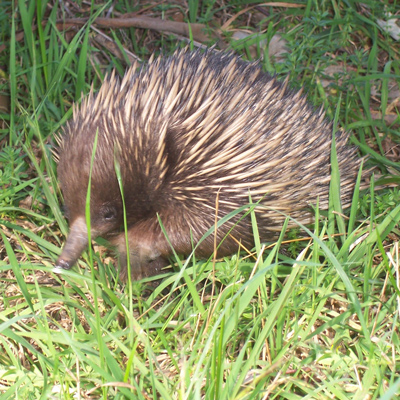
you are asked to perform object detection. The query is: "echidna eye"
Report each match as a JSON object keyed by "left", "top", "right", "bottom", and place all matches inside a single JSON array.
[{"left": 102, "top": 208, "right": 117, "bottom": 221}]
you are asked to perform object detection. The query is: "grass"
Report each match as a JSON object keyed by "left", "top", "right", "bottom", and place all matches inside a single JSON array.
[{"left": 1, "top": 0, "right": 400, "bottom": 399}]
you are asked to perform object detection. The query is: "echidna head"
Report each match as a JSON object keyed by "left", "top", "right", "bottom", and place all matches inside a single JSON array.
[{"left": 55, "top": 124, "right": 125, "bottom": 270}]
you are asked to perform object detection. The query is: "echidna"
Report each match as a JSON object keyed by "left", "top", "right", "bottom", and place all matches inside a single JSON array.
[{"left": 55, "top": 48, "right": 362, "bottom": 280}]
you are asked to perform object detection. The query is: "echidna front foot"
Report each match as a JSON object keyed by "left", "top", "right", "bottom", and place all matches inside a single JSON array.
[
  {"left": 118, "top": 251, "right": 169, "bottom": 281},
  {"left": 112, "top": 224, "right": 170, "bottom": 281}
]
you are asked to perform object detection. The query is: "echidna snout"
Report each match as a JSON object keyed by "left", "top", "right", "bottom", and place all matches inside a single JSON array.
[
  {"left": 55, "top": 48, "right": 362, "bottom": 280},
  {"left": 55, "top": 217, "right": 88, "bottom": 270}
]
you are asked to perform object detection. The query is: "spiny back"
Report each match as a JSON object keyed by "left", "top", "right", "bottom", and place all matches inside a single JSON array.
[{"left": 57, "top": 48, "right": 361, "bottom": 265}]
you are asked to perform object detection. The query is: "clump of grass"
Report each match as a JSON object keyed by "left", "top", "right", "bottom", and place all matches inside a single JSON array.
[{"left": 1, "top": 1, "right": 400, "bottom": 399}]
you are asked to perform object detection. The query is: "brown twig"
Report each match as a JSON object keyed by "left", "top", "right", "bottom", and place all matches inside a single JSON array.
[
  {"left": 1, "top": 15, "right": 216, "bottom": 54},
  {"left": 60, "top": 16, "right": 214, "bottom": 43}
]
